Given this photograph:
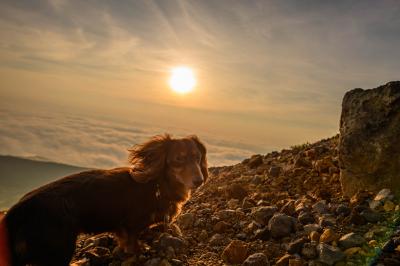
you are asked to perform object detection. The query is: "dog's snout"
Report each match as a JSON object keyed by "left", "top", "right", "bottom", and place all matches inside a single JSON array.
[{"left": 193, "top": 177, "right": 203, "bottom": 187}]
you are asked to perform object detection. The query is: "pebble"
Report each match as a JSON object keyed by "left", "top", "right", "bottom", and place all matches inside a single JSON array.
[
  {"left": 320, "top": 228, "right": 337, "bottom": 243},
  {"left": 247, "top": 155, "right": 264, "bottom": 168},
  {"left": 383, "top": 200, "right": 395, "bottom": 212},
  {"left": 268, "top": 213, "right": 296, "bottom": 238},
  {"left": 310, "top": 231, "right": 320, "bottom": 242},
  {"left": 226, "top": 183, "right": 248, "bottom": 200},
  {"left": 221, "top": 240, "right": 248, "bottom": 264},
  {"left": 177, "top": 213, "right": 194, "bottom": 229},
  {"left": 338, "top": 233, "right": 366, "bottom": 249},
  {"left": 301, "top": 243, "right": 317, "bottom": 259},
  {"left": 303, "top": 224, "right": 322, "bottom": 234},
  {"left": 209, "top": 233, "right": 225, "bottom": 246},
  {"left": 312, "top": 200, "right": 329, "bottom": 214},
  {"left": 298, "top": 212, "right": 315, "bottom": 225},
  {"left": 287, "top": 238, "right": 306, "bottom": 254},
  {"left": 243, "top": 253, "right": 270, "bottom": 266},
  {"left": 317, "top": 243, "right": 345, "bottom": 265},
  {"left": 254, "top": 227, "right": 271, "bottom": 240},
  {"left": 374, "top": 188, "right": 392, "bottom": 201},
  {"left": 213, "top": 221, "right": 231, "bottom": 233},
  {"left": 335, "top": 204, "right": 351, "bottom": 216},
  {"left": 268, "top": 166, "right": 282, "bottom": 178},
  {"left": 276, "top": 254, "right": 296, "bottom": 266},
  {"left": 360, "top": 209, "right": 382, "bottom": 223},
  {"left": 344, "top": 247, "right": 362, "bottom": 257},
  {"left": 251, "top": 206, "right": 278, "bottom": 225}
]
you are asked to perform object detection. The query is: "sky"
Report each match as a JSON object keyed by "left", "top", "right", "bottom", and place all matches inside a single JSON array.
[{"left": 0, "top": 0, "right": 399, "bottom": 167}]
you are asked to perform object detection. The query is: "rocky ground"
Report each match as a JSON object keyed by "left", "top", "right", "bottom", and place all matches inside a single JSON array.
[{"left": 71, "top": 135, "right": 400, "bottom": 266}]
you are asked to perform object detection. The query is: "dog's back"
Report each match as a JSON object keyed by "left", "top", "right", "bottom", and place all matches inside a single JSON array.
[
  {"left": 3, "top": 167, "right": 159, "bottom": 265},
  {"left": 0, "top": 212, "right": 11, "bottom": 266}
]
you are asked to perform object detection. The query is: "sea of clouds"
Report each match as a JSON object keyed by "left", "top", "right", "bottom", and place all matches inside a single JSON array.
[{"left": 0, "top": 107, "right": 266, "bottom": 168}]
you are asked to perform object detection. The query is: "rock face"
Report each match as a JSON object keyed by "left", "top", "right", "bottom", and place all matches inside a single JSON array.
[{"left": 339, "top": 81, "right": 400, "bottom": 196}]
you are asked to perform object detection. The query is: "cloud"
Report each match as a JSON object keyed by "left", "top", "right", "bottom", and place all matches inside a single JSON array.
[{"left": 0, "top": 107, "right": 262, "bottom": 168}]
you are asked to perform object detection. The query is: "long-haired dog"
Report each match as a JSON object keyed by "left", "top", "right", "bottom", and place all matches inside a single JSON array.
[{"left": 0, "top": 134, "right": 208, "bottom": 266}]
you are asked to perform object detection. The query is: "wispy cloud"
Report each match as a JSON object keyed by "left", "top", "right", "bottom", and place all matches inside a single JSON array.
[{"left": 0, "top": 0, "right": 399, "bottom": 152}]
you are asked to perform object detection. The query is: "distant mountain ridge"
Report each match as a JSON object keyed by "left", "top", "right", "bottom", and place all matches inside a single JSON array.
[{"left": 0, "top": 155, "right": 89, "bottom": 210}]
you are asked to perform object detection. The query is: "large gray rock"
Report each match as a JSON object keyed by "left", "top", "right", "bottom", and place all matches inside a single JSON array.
[{"left": 339, "top": 81, "right": 400, "bottom": 196}]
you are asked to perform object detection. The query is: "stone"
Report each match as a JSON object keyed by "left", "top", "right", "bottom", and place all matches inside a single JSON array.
[
  {"left": 301, "top": 243, "right": 317, "bottom": 259},
  {"left": 384, "top": 200, "right": 395, "bottom": 211},
  {"left": 227, "top": 199, "right": 240, "bottom": 209},
  {"left": 312, "top": 201, "right": 328, "bottom": 214},
  {"left": 368, "top": 240, "right": 378, "bottom": 247},
  {"left": 281, "top": 200, "right": 296, "bottom": 216},
  {"left": 144, "top": 258, "right": 169, "bottom": 266},
  {"left": 294, "top": 156, "right": 312, "bottom": 168},
  {"left": 320, "top": 229, "right": 337, "bottom": 244},
  {"left": 248, "top": 155, "right": 264, "bottom": 168},
  {"left": 254, "top": 227, "right": 271, "bottom": 240},
  {"left": 268, "top": 166, "right": 282, "bottom": 177},
  {"left": 382, "top": 239, "right": 396, "bottom": 252},
  {"left": 288, "top": 258, "right": 303, "bottom": 266},
  {"left": 226, "top": 183, "right": 248, "bottom": 200},
  {"left": 298, "top": 212, "right": 315, "bottom": 225},
  {"left": 251, "top": 206, "right": 278, "bottom": 225},
  {"left": 303, "top": 224, "right": 322, "bottom": 234},
  {"left": 242, "top": 197, "right": 256, "bottom": 209},
  {"left": 221, "top": 240, "right": 248, "bottom": 264},
  {"left": 335, "top": 204, "right": 351, "bottom": 216},
  {"left": 310, "top": 231, "right": 320, "bottom": 242},
  {"left": 268, "top": 213, "right": 296, "bottom": 239},
  {"left": 243, "top": 253, "right": 270, "bottom": 266},
  {"left": 170, "top": 259, "right": 184, "bottom": 266},
  {"left": 338, "top": 233, "right": 366, "bottom": 249},
  {"left": 159, "top": 233, "right": 186, "bottom": 253},
  {"left": 216, "top": 209, "right": 237, "bottom": 220},
  {"left": 213, "top": 221, "right": 231, "bottom": 233},
  {"left": 344, "top": 247, "right": 362, "bottom": 257},
  {"left": 198, "top": 230, "right": 208, "bottom": 242},
  {"left": 317, "top": 243, "right": 345, "bottom": 265},
  {"left": 318, "top": 215, "right": 336, "bottom": 227},
  {"left": 275, "top": 254, "right": 296, "bottom": 266},
  {"left": 360, "top": 209, "right": 382, "bottom": 223},
  {"left": 374, "top": 188, "right": 393, "bottom": 201},
  {"left": 209, "top": 233, "right": 225, "bottom": 246},
  {"left": 339, "top": 82, "right": 400, "bottom": 196},
  {"left": 287, "top": 238, "right": 306, "bottom": 254},
  {"left": 177, "top": 213, "right": 194, "bottom": 229}
]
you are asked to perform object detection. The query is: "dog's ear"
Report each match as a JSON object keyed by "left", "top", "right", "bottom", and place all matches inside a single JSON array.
[
  {"left": 190, "top": 135, "right": 208, "bottom": 182},
  {"left": 128, "top": 134, "right": 171, "bottom": 183}
]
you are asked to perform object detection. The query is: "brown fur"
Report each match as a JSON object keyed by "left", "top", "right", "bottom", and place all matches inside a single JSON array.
[{"left": 3, "top": 134, "right": 207, "bottom": 266}]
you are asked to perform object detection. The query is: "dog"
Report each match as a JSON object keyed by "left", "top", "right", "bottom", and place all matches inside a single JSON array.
[{"left": 1, "top": 134, "right": 208, "bottom": 266}]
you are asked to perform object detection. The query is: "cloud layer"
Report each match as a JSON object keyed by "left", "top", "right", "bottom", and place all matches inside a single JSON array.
[{"left": 0, "top": 107, "right": 262, "bottom": 168}]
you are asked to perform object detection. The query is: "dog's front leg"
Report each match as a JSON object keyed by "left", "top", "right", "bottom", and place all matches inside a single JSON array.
[{"left": 115, "top": 228, "right": 140, "bottom": 254}]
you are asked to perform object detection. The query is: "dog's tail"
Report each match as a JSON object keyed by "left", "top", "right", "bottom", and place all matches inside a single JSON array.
[{"left": 0, "top": 212, "right": 11, "bottom": 266}]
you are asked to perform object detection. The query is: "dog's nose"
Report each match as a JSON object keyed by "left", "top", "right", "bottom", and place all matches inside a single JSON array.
[{"left": 193, "top": 177, "right": 203, "bottom": 188}]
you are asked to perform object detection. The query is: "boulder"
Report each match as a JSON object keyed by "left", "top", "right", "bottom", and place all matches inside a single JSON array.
[{"left": 339, "top": 81, "right": 400, "bottom": 196}]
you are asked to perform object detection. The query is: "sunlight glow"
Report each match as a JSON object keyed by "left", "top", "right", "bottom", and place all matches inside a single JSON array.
[{"left": 169, "top": 67, "right": 196, "bottom": 94}]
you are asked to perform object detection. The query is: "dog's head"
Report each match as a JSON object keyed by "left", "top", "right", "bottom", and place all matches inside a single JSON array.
[{"left": 128, "top": 134, "right": 208, "bottom": 189}]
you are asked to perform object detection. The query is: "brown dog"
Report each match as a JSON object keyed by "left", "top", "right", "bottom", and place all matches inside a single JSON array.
[{"left": 2, "top": 134, "right": 207, "bottom": 266}]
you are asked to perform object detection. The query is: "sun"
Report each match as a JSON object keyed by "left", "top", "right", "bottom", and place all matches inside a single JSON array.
[{"left": 169, "top": 66, "right": 196, "bottom": 94}]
